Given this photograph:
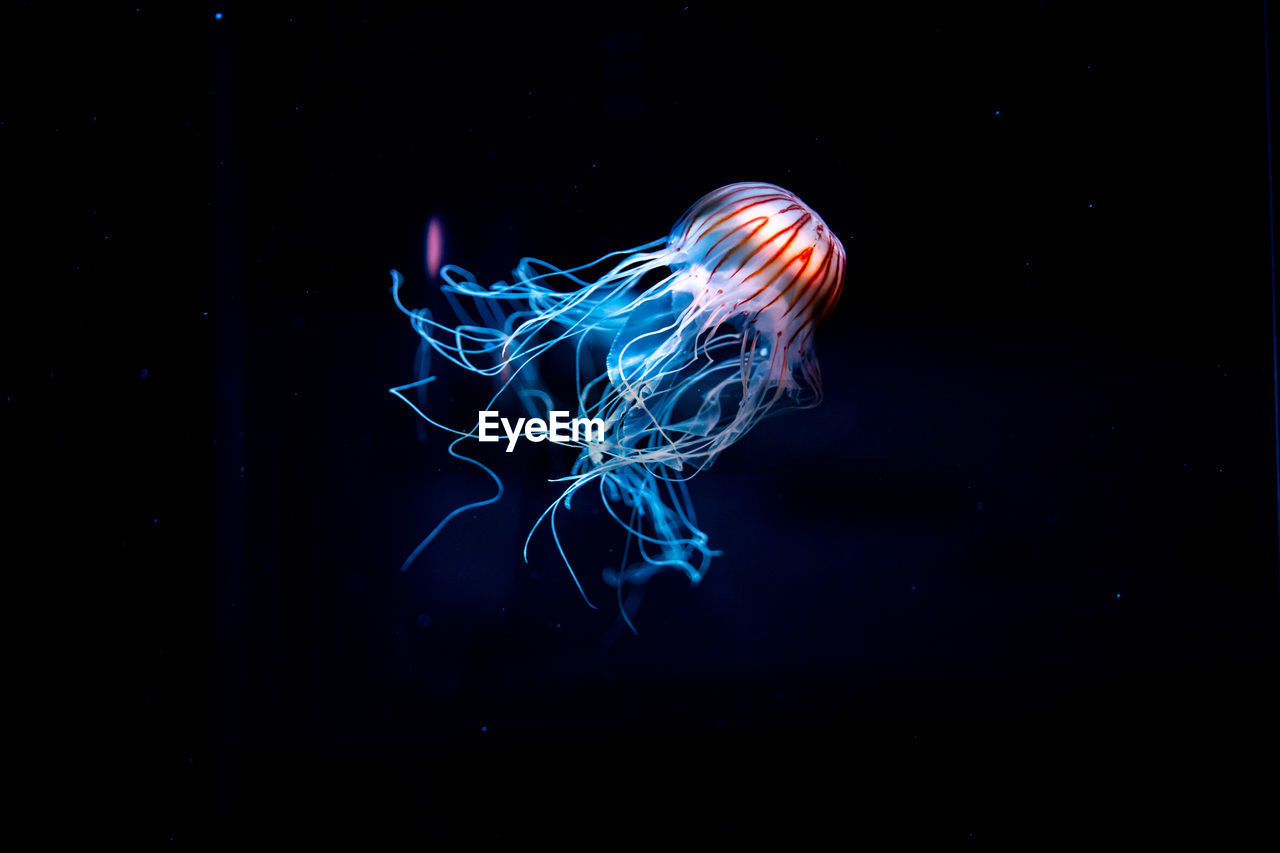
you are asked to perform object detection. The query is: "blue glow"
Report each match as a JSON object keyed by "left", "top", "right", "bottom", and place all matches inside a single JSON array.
[
  {"left": 390, "top": 184, "right": 842, "bottom": 630},
  {"left": 214, "top": 11, "right": 223, "bottom": 20}
]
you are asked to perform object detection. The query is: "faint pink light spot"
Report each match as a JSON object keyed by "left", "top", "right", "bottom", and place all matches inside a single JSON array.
[{"left": 425, "top": 216, "right": 444, "bottom": 279}]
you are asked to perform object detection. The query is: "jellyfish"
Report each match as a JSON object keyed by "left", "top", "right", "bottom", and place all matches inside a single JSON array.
[{"left": 390, "top": 182, "right": 845, "bottom": 630}]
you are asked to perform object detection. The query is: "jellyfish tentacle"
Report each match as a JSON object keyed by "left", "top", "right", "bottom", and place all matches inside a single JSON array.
[{"left": 391, "top": 183, "right": 844, "bottom": 626}]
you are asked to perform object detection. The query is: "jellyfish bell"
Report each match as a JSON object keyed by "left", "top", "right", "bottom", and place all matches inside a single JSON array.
[
  {"left": 667, "top": 182, "right": 845, "bottom": 339},
  {"left": 607, "top": 182, "right": 845, "bottom": 445},
  {"left": 390, "top": 181, "right": 846, "bottom": 630}
]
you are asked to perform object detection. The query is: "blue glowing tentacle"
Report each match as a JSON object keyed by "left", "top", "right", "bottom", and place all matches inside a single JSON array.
[
  {"left": 630, "top": 534, "right": 701, "bottom": 584},
  {"left": 449, "top": 247, "right": 673, "bottom": 341},
  {"left": 411, "top": 327, "right": 433, "bottom": 444},
  {"left": 394, "top": 243, "right": 680, "bottom": 389},
  {"left": 473, "top": 287, "right": 509, "bottom": 336},
  {"left": 661, "top": 472, "right": 715, "bottom": 556},
  {"left": 548, "top": 492, "right": 597, "bottom": 609},
  {"left": 386, "top": 384, "right": 508, "bottom": 575},
  {"left": 392, "top": 234, "right": 800, "bottom": 593},
  {"left": 612, "top": 499, "right": 642, "bottom": 635},
  {"left": 594, "top": 472, "right": 712, "bottom": 558},
  {"left": 509, "top": 263, "right": 676, "bottom": 350},
  {"left": 516, "top": 386, "right": 556, "bottom": 420},
  {"left": 607, "top": 315, "right": 699, "bottom": 457},
  {"left": 521, "top": 480, "right": 596, "bottom": 607},
  {"left": 513, "top": 237, "right": 666, "bottom": 287},
  {"left": 442, "top": 280, "right": 481, "bottom": 328},
  {"left": 393, "top": 271, "right": 650, "bottom": 574},
  {"left": 389, "top": 376, "right": 473, "bottom": 441},
  {"left": 393, "top": 431, "right": 505, "bottom": 573}
]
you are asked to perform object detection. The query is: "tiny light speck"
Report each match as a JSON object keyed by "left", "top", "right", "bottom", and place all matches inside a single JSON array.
[
  {"left": 214, "top": 12, "right": 223, "bottom": 20},
  {"left": 481, "top": 725, "right": 488, "bottom": 733},
  {"left": 139, "top": 368, "right": 149, "bottom": 379},
  {"left": 1116, "top": 593, "right": 1122, "bottom": 599}
]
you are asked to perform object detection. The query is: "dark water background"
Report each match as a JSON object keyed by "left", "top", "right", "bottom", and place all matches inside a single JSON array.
[{"left": 9, "top": 0, "right": 1278, "bottom": 843}]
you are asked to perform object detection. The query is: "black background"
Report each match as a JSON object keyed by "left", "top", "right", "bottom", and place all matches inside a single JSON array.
[{"left": 7, "top": 0, "right": 1279, "bottom": 844}]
